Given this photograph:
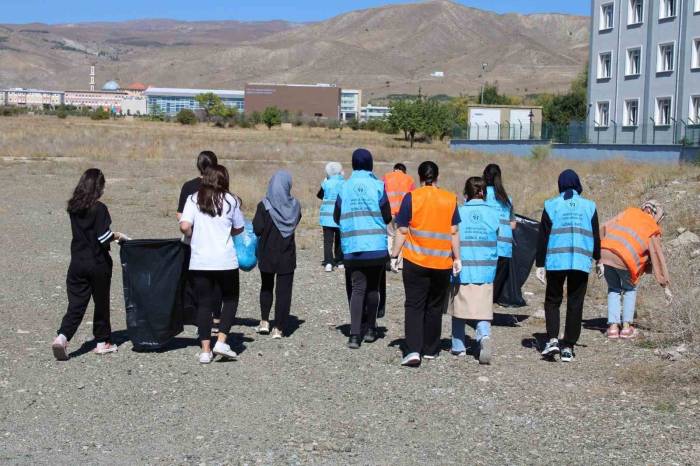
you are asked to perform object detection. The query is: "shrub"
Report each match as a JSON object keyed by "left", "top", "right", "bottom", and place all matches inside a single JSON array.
[
  {"left": 347, "top": 118, "right": 360, "bottom": 131},
  {"left": 175, "top": 109, "right": 197, "bottom": 125},
  {"left": 56, "top": 107, "right": 68, "bottom": 119},
  {"left": 90, "top": 107, "right": 110, "bottom": 121},
  {"left": 530, "top": 144, "right": 551, "bottom": 161},
  {"left": 262, "top": 106, "right": 282, "bottom": 129}
]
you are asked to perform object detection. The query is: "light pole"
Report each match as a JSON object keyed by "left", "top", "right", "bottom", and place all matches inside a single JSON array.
[
  {"left": 528, "top": 109, "right": 534, "bottom": 140},
  {"left": 479, "top": 63, "right": 488, "bottom": 104}
]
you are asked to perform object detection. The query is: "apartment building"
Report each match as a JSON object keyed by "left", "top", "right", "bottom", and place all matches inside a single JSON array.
[
  {"left": 340, "top": 89, "right": 362, "bottom": 121},
  {"left": 2, "top": 88, "right": 64, "bottom": 107},
  {"left": 588, "top": 0, "right": 700, "bottom": 144}
]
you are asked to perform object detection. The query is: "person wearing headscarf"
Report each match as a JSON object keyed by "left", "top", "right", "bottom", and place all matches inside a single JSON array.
[
  {"left": 333, "top": 149, "right": 392, "bottom": 349},
  {"left": 600, "top": 199, "right": 672, "bottom": 340},
  {"left": 535, "top": 169, "right": 601, "bottom": 362},
  {"left": 317, "top": 162, "right": 345, "bottom": 272},
  {"left": 253, "top": 170, "right": 302, "bottom": 338}
]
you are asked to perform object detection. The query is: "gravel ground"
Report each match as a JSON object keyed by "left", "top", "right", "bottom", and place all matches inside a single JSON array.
[{"left": 1, "top": 157, "right": 698, "bottom": 465}]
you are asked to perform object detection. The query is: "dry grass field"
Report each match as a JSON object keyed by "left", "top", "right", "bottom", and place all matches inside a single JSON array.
[{"left": 1, "top": 115, "right": 699, "bottom": 464}]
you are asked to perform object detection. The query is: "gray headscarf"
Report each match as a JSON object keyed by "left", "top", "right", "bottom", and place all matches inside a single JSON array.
[{"left": 263, "top": 170, "right": 301, "bottom": 238}]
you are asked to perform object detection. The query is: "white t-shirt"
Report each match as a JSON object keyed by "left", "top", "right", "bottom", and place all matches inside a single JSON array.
[{"left": 180, "top": 192, "right": 245, "bottom": 271}]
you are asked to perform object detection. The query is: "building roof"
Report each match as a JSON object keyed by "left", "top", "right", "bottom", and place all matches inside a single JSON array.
[
  {"left": 102, "top": 80, "right": 120, "bottom": 91},
  {"left": 2, "top": 88, "right": 64, "bottom": 94},
  {"left": 144, "top": 87, "right": 244, "bottom": 98},
  {"left": 126, "top": 82, "right": 147, "bottom": 91},
  {"left": 246, "top": 83, "right": 337, "bottom": 88}
]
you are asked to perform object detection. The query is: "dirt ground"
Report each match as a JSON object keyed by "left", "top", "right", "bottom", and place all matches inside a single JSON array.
[{"left": 0, "top": 117, "right": 699, "bottom": 465}]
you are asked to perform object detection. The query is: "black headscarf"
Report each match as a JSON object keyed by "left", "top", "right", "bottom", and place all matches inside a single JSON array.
[
  {"left": 558, "top": 169, "right": 583, "bottom": 200},
  {"left": 352, "top": 148, "right": 373, "bottom": 172}
]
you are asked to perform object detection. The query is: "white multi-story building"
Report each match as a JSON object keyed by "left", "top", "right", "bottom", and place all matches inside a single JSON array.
[
  {"left": 588, "top": 0, "right": 700, "bottom": 144},
  {"left": 340, "top": 89, "right": 362, "bottom": 121},
  {"left": 360, "top": 105, "right": 391, "bottom": 121},
  {"left": 2, "top": 88, "right": 64, "bottom": 107},
  {"left": 64, "top": 90, "right": 127, "bottom": 112}
]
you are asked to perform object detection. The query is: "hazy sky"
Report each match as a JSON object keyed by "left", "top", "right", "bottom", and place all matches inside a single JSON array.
[{"left": 2, "top": 1, "right": 590, "bottom": 24}]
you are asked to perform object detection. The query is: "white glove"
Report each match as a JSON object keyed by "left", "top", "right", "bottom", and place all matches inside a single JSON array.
[
  {"left": 452, "top": 259, "right": 463, "bottom": 276},
  {"left": 596, "top": 262, "right": 605, "bottom": 279},
  {"left": 536, "top": 267, "right": 546, "bottom": 285},
  {"left": 390, "top": 257, "right": 400, "bottom": 273},
  {"left": 664, "top": 287, "right": 674, "bottom": 304}
]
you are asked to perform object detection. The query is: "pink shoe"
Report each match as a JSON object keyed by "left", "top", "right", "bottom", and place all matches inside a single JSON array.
[
  {"left": 52, "top": 335, "right": 69, "bottom": 361},
  {"left": 94, "top": 342, "right": 118, "bottom": 355},
  {"left": 606, "top": 326, "right": 620, "bottom": 339},
  {"left": 620, "top": 326, "right": 638, "bottom": 339}
]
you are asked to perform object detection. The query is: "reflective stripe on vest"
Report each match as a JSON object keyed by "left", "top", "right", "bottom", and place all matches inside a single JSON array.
[
  {"left": 601, "top": 207, "right": 659, "bottom": 283},
  {"left": 403, "top": 186, "right": 457, "bottom": 269},
  {"left": 319, "top": 176, "right": 344, "bottom": 227},
  {"left": 486, "top": 186, "right": 514, "bottom": 258},
  {"left": 338, "top": 171, "right": 387, "bottom": 254},
  {"left": 544, "top": 193, "right": 596, "bottom": 273},
  {"left": 457, "top": 200, "right": 500, "bottom": 284}
]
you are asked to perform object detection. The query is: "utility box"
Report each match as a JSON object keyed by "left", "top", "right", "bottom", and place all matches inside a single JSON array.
[{"left": 467, "top": 105, "right": 543, "bottom": 140}]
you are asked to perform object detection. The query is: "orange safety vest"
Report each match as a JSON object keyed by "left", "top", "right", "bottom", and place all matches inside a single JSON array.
[
  {"left": 402, "top": 186, "right": 457, "bottom": 270},
  {"left": 384, "top": 171, "right": 415, "bottom": 216},
  {"left": 601, "top": 207, "right": 661, "bottom": 284}
]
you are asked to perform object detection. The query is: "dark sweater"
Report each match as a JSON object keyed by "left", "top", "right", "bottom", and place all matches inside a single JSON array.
[
  {"left": 535, "top": 209, "right": 601, "bottom": 268},
  {"left": 252, "top": 202, "right": 300, "bottom": 275}
]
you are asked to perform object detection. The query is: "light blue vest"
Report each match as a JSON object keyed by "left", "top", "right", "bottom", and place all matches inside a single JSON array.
[
  {"left": 338, "top": 171, "right": 387, "bottom": 254},
  {"left": 319, "top": 175, "right": 344, "bottom": 227},
  {"left": 485, "top": 186, "right": 514, "bottom": 258},
  {"left": 458, "top": 199, "right": 500, "bottom": 284},
  {"left": 544, "top": 192, "right": 596, "bottom": 273}
]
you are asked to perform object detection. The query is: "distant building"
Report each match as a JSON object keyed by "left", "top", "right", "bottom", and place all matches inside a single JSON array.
[
  {"left": 340, "top": 89, "right": 362, "bottom": 121},
  {"left": 64, "top": 90, "right": 127, "bottom": 112},
  {"left": 466, "top": 105, "right": 543, "bottom": 140},
  {"left": 431, "top": 71, "right": 445, "bottom": 78},
  {"left": 102, "top": 80, "right": 120, "bottom": 91},
  {"left": 121, "top": 96, "right": 147, "bottom": 116},
  {"left": 588, "top": 0, "right": 700, "bottom": 144},
  {"left": 244, "top": 83, "right": 341, "bottom": 119},
  {"left": 123, "top": 82, "right": 148, "bottom": 97},
  {"left": 360, "top": 105, "right": 391, "bottom": 121},
  {"left": 145, "top": 87, "right": 245, "bottom": 116},
  {"left": 2, "top": 88, "right": 64, "bottom": 107}
]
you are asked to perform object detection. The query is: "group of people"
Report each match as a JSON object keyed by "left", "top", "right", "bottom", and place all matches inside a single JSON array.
[{"left": 51, "top": 148, "right": 673, "bottom": 367}]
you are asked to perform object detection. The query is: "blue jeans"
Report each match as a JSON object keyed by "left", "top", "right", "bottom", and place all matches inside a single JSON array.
[
  {"left": 451, "top": 317, "right": 491, "bottom": 353},
  {"left": 604, "top": 266, "right": 637, "bottom": 325}
]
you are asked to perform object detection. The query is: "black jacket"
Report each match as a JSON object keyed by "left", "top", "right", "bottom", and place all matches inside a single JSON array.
[{"left": 252, "top": 202, "right": 301, "bottom": 275}]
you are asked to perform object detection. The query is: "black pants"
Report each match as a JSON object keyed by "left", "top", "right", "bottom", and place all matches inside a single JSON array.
[
  {"left": 322, "top": 227, "right": 343, "bottom": 265},
  {"left": 260, "top": 271, "right": 295, "bottom": 332},
  {"left": 544, "top": 270, "right": 589, "bottom": 347},
  {"left": 58, "top": 259, "right": 113, "bottom": 343},
  {"left": 402, "top": 260, "right": 451, "bottom": 356},
  {"left": 345, "top": 266, "right": 383, "bottom": 336},
  {"left": 492, "top": 256, "right": 511, "bottom": 303},
  {"left": 191, "top": 269, "right": 239, "bottom": 342}
]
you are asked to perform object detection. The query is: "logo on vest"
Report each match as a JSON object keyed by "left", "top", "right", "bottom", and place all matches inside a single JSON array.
[
  {"left": 568, "top": 200, "right": 577, "bottom": 209},
  {"left": 353, "top": 183, "right": 367, "bottom": 195},
  {"left": 469, "top": 212, "right": 482, "bottom": 224}
]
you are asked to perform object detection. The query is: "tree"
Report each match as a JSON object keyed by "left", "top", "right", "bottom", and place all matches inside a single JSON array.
[
  {"left": 479, "top": 83, "right": 513, "bottom": 105},
  {"left": 537, "top": 67, "right": 588, "bottom": 125},
  {"left": 421, "top": 100, "right": 453, "bottom": 142},
  {"left": 388, "top": 99, "right": 425, "bottom": 148},
  {"left": 262, "top": 106, "right": 282, "bottom": 129},
  {"left": 176, "top": 109, "right": 198, "bottom": 125},
  {"left": 195, "top": 92, "right": 226, "bottom": 122},
  {"left": 90, "top": 107, "right": 110, "bottom": 121}
]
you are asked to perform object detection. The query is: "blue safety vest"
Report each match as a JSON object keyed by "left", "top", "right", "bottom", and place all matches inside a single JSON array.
[
  {"left": 544, "top": 192, "right": 596, "bottom": 273},
  {"left": 458, "top": 199, "right": 500, "bottom": 284},
  {"left": 485, "top": 186, "right": 514, "bottom": 258},
  {"left": 319, "top": 175, "right": 345, "bottom": 227},
  {"left": 338, "top": 171, "right": 387, "bottom": 254}
]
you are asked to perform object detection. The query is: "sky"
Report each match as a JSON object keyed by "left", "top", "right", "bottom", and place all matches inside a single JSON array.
[{"left": 2, "top": 1, "right": 590, "bottom": 24}]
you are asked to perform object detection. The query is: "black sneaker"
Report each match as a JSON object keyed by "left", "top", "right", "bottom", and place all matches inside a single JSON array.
[
  {"left": 363, "top": 328, "right": 378, "bottom": 343},
  {"left": 560, "top": 347, "right": 574, "bottom": 362},
  {"left": 347, "top": 335, "right": 361, "bottom": 349},
  {"left": 541, "top": 339, "right": 560, "bottom": 357}
]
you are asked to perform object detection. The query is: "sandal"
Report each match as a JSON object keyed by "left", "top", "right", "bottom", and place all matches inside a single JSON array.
[
  {"left": 606, "top": 326, "right": 620, "bottom": 339},
  {"left": 620, "top": 326, "right": 638, "bottom": 339}
]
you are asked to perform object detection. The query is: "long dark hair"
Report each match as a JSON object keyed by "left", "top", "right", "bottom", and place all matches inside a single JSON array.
[
  {"left": 197, "top": 165, "right": 233, "bottom": 217},
  {"left": 197, "top": 150, "right": 218, "bottom": 175},
  {"left": 483, "top": 163, "right": 511, "bottom": 208},
  {"left": 67, "top": 168, "right": 105, "bottom": 214},
  {"left": 464, "top": 177, "right": 486, "bottom": 201},
  {"left": 418, "top": 161, "right": 439, "bottom": 186}
]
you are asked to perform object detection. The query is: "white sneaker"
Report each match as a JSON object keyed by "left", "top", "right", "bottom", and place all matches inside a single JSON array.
[
  {"left": 336, "top": 264, "right": 345, "bottom": 270},
  {"left": 325, "top": 264, "right": 333, "bottom": 272},
  {"left": 94, "top": 342, "right": 118, "bottom": 355},
  {"left": 401, "top": 352, "right": 421, "bottom": 367},
  {"left": 198, "top": 351, "right": 213, "bottom": 364},
  {"left": 479, "top": 337, "right": 493, "bottom": 365},
  {"left": 52, "top": 334, "right": 69, "bottom": 361},
  {"left": 213, "top": 342, "right": 238, "bottom": 360},
  {"left": 256, "top": 321, "right": 271, "bottom": 335},
  {"left": 271, "top": 328, "right": 283, "bottom": 339}
]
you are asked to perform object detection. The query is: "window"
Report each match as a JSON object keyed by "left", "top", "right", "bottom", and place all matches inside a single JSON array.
[
  {"left": 693, "top": 39, "right": 700, "bottom": 69},
  {"left": 629, "top": 0, "right": 644, "bottom": 24},
  {"left": 596, "top": 102, "right": 610, "bottom": 127},
  {"left": 660, "top": 0, "right": 676, "bottom": 19},
  {"left": 691, "top": 97, "right": 700, "bottom": 125},
  {"left": 624, "top": 99, "right": 639, "bottom": 126},
  {"left": 626, "top": 47, "right": 642, "bottom": 75},
  {"left": 598, "top": 52, "right": 613, "bottom": 79},
  {"left": 655, "top": 97, "right": 672, "bottom": 126},
  {"left": 657, "top": 43, "right": 674, "bottom": 72},
  {"left": 600, "top": 3, "right": 614, "bottom": 30}
]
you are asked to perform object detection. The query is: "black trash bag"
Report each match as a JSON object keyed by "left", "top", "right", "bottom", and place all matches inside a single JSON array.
[
  {"left": 496, "top": 215, "right": 540, "bottom": 308},
  {"left": 120, "top": 239, "right": 186, "bottom": 350}
]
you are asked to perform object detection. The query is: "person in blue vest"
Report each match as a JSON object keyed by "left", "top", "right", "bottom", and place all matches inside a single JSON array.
[
  {"left": 448, "top": 176, "right": 500, "bottom": 365},
  {"left": 317, "top": 162, "right": 345, "bottom": 272},
  {"left": 333, "top": 148, "right": 392, "bottom": 349},
  {"left": 535, "top": 169, "right": 602, "bottom": 362},
  {"left": 483, "top": 164, "right": 516, "bottom": 304}
]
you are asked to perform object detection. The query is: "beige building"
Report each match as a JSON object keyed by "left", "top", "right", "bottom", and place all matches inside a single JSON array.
[
  {"left": 467, "top": 105, "right": 543, "bottom": 140},
  {"left": 64, "top": 90, "right": 127, "bottom": 112},
  {"left": 2, "top": 88, "right": 64, "bottom": 107},
  {"left": 121, "top": 96, "right": 147, "bottom": 115}
]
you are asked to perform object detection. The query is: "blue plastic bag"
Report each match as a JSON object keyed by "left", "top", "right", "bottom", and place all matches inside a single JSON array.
[{"left": 234, "top": 221, "right": 258, "bottom": 272}]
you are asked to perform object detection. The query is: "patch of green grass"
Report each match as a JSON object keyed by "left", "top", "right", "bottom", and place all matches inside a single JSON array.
[{"left": 654, "top": 401, "right": 676, "bottom": 413}]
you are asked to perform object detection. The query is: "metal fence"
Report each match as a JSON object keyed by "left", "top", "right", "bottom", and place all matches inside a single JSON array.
[{"left": 452, "top": 120, "right": 700, "bottom": 146}]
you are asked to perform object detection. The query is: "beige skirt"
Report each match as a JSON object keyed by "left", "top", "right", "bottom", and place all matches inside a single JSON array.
[{"left": 448, "top": 283, "right": 494, "bottom": 321}]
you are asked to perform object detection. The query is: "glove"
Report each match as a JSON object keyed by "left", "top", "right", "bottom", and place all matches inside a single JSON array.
[
  {"left": 664, "top": 287, "right": 673, "bottom": 304},
  {"left": 390, "top": 257, "right": 400, "bottom": 273},
  {"left": 452, "top": 259, "right": 463, "bottom": 276},
  {"left": 536, "top": 267, "right": 546, "bottom": 285},
  {"left": 115, "top": 232, "right": 131, "bottom": 244},
  {"left": 596, "top": 262, "right": 605, "bottom": 279}
]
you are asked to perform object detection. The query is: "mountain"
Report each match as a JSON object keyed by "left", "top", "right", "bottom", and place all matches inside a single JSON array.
[{"left": 0, "top": 1, "right": 589, "bottom": 98}]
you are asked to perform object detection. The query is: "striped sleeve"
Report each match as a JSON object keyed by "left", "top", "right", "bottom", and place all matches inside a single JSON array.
[{"left": 95, "top": 203, "right": 113, "bottom": 244}]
